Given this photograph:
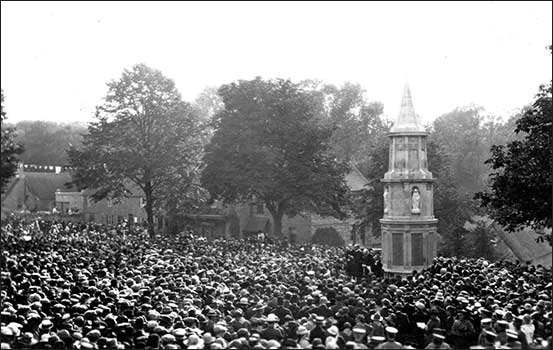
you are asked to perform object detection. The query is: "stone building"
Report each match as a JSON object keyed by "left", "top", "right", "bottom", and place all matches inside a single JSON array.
[{"left": 380, "top": 84, "right": 439, "bottom": 274}]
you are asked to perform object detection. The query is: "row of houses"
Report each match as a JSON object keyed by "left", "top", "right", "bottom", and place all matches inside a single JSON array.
[{"left": 1, "top": 163, "right": 380, "bottom": 246}]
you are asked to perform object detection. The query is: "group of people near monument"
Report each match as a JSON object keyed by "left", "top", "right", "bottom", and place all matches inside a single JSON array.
[{"left": 1, "top": 216, "right": 551, "bottom": 349}]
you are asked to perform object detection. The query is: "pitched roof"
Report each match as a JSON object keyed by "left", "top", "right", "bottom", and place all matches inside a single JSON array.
[
  {"left": 346, "top": 163, "right": 369, "bottom": 192},
  {"left": 493, "top": 223, "right": 552, "bottom": 265},
  {"left": 390, "top": 83, "right": 425, "bottom": 133},
  {"left": 24, "top": 172, "right": 76, "bottom": 201}
]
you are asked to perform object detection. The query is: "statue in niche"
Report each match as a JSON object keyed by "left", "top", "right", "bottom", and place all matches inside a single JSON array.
[
  {"left": 411, "top": 187, "right": 421, "bottom": 214},
  {"left": 383, "top": 187, "right": 389, "bottom": 214}
]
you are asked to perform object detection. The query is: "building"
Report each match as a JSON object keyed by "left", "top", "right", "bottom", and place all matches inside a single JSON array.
[
  {"left": 1, "top": 164, "right": 76, "bottom": 213},
  {"left": 380, "top": 84, "right": 439, "bottom": 274}
]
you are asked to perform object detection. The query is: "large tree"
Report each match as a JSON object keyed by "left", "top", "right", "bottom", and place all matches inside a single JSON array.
[
  {"left": 201, "top": 77, "right": 350, "bottom": 236},
  {"left": 475, "top": 80, "right": 552, "bottom": 241},
  {"left": 68, "top": 64, "right": 205, "bottom": 236},
  {"left": 1, "top": 90, "right": 23, "bottom": 193}
]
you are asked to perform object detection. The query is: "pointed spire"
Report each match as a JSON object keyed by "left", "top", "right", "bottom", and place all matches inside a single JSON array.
[{"left": 390, "top": 83, "right": 424, "bottom": 133}]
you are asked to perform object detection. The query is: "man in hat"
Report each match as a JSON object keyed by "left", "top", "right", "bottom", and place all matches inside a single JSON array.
[
  {"left": 352, "top": 327, "right": 368, "bottom": 349},
  {"left": 309, "top": 315, "right": 328, "bottom": 343},
  {"left": 478, "top": 318, "right": 494, "bottom": 346},
  {"left": 296, "top": 325, "right": 311, "bottom": 349},
  {"left": 261, "top": 313, "right": 284, "bottom": 342},
  {"left": 425, "top": 332, "right": 451, "bottom": 349},
  {"left": 376, "top": 326, "right": 405, "bottom": 349},
  {"left": 450, "top": 309, "right": 475, "bottom": 349}
]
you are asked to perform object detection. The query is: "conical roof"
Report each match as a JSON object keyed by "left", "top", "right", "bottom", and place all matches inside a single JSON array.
[{"left": 390, "top": 83, "right": 425, "bottom": 133}]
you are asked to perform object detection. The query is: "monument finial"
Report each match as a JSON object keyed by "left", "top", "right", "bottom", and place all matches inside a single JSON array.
[{"left": 390, "top": 82, "right": 424, "bottom": 133}]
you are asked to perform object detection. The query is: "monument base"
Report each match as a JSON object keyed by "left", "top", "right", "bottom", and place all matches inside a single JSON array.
[{"left": 380, "top": 218, "right": 438, "bottom": 274}]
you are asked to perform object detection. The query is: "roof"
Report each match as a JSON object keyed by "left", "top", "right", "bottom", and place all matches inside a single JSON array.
[
  {"left": 390, "top": 83, "right": 425, "bottom": 133},
  {"left": 346, "top": 163, "right": 369, "bottom": 192},
  {"left": 24, "top": 172, "right": 76, "bottom": 201},
  {"left": 493, "top": 223, "right": 552, "bottom": 266},
  {"left": 243, "top": 216, "right": 271, "bottom": 233}
]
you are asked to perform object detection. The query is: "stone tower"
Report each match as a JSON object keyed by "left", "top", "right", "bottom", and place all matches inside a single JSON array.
[{"left": 380, "top": 84, "right": 438, "bottom": 274}]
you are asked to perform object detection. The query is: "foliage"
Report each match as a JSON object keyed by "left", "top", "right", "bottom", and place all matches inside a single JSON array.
[
  {"left": 427, "top": 135, "right": 477, "bottom": 256},
  {"left": 1, "top": 90, "right": 24, "bottom": 193},
  {"left": 192, "top": 86, "right": 224, "bottom": 144},
  {"left": 300, "top": 81, "right": 386, "bottom": 168},
  {"left": 350, "top": 126, "right": 390, "bottom": 241},
  {"left": 311, "top": 227, "right": 345, "bottom": 247},
  {"left": 475, "top": 81, "right": 552, "bottom": 243},
  {"left": 300, "top": 81, "right": 391, "bottom": 242},
  {"left": 68, "top": 64, "right": 206, "bottom": 236},
  {"left": 13, "top": 121, "right": 87, "bottom": 165},
  {"left": 463, "top": 215, "right": 498, "bottom": 261},
  {"left": 201, "top": 77, "right": 350, "bottom": 236}
]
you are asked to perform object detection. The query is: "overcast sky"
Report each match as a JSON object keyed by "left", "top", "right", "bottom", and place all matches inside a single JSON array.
[{"left": 1, "top": 1, "right": 552, "bottom": 126}]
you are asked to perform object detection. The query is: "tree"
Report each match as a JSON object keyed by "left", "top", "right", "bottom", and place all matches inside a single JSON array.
[
  {"left": 300, "top": 81, "right": 386, "bottom": 167},
  {"left": 1, "top": 90, "right": 23, "bottom": 193},
  {"left": 68, "top": 64, "right": 205, "bottom": 237},
  {"left": 14, "top": 121, "right": 87, "bottom": 165},
  {"left": 427, "top": 135, "right": 476, "bottom": 256},
  {"left": 431, "top": 106, "right": 490, "bottom": 194},
  {"left": 350, "top": 120, "right": 390, "bottom": 242},
  {"left": 463, "top": 215, "right": 498, "bottom": 261},
  {"left": 201, "top": 77, "right": 350, "bottom": 236},
  {"left": 475, "top": 81, "right": 552, "bottom": 242},
  {"left": 193, "top": 86, "right": 224, "bottom": 143}
]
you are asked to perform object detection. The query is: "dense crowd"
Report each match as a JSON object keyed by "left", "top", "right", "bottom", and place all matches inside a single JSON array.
[{"left": 1, "top": 217, "right": 551, "bottom": 349}]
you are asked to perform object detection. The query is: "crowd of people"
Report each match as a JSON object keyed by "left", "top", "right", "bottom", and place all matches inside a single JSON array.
[{"left": 1, "top": 216, "right": 551, "bottom": 349}]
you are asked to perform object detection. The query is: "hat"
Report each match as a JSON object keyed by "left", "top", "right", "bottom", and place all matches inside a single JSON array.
[
  {"left": 327, "top": 326, "right": 339, "bottom": 336},
  {"left": 371, "top": 313, "right": 382, "bottom": 321},
  {"left": 352, "top": 327, "right": 366, "bottom": 334},
  {"left": 506, "top": 330, "right": 519, "bottom": 339},
  {"left": 314, "top": 315, "right": 324, "bottom": 324},
  {"left": 415, "top": 301, "right": 425, "bottom": 309},
  {"left": 385, "top": 327, "right": 398, "bottom": 334},
  {"left": 432, "top": 333, "right": 446, "bottom": 340},
  {"left": 296, "top": 326, "right": 309, "bottom": 336},
  {"left": 371, "top": 336, "right": 385, "bottom": 342},
  {"left": 480, "top": 318, "right": 492, "bottom": 324},
  {"left": 266, "top": 313, "right": 279, "bottom": 323}
]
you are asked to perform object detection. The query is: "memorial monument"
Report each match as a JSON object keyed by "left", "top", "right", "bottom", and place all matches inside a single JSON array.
[{"left": 380, "top": 84, "right": 438, "bottom": 274}]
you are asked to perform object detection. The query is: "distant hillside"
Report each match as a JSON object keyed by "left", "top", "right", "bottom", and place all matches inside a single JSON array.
[{"left": 7, "top": 120, "right": 88, "bottom": 165}]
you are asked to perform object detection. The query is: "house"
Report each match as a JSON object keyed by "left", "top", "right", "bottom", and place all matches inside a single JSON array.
[{"left": 1, "top": 164, "right": 76, "bottom": 213}]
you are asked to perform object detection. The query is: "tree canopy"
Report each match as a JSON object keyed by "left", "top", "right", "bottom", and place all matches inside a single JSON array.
[
  {"left": 13, "top": 121, "right": 87, "bottom": 165},
  {"left": 68, "top": 64, "right": 206, "bottom": 236},
  {"left": 1, "top": 90, "right": 23, "bottom": 193},
  {"left": 476, "top": 81, "right": 552, "bottom": 240},
  {"left": 201, "top": 77, "right": 350, "bottom": 236}
]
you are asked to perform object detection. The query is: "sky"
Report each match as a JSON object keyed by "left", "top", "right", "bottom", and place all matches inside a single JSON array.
[{"left": 1, "top": 1, "right": 552, "bottom": 126}]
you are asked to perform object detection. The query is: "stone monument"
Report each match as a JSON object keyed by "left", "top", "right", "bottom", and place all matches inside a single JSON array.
[{"left": 380, "top": 84, "right": 438, "bottom": 274}]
